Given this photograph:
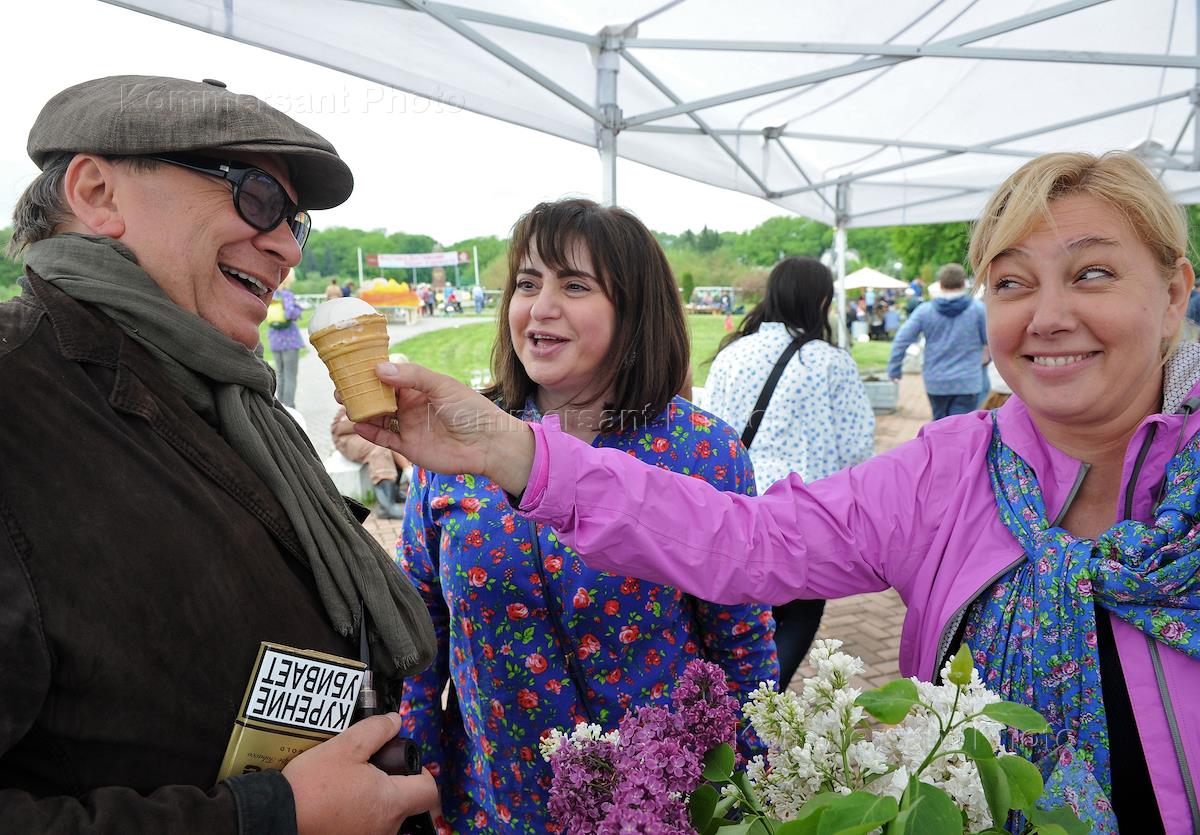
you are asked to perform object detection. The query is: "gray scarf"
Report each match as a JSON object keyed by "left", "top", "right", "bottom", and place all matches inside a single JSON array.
[{"left": 25, "top": 234, "right": 435, "bottom": 681}]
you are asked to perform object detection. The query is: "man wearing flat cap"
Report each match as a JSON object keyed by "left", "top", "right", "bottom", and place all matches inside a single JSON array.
[{"left": 0, "top": 76, "right": 438, "bottom": 833}]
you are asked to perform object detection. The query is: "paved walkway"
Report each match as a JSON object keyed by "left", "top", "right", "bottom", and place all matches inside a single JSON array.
[
  {"left": 357, "top": 368, "right": 934, "bottom": 693},
  {"left": 294, "top": 313, "right": 494, "bottom": 459}
]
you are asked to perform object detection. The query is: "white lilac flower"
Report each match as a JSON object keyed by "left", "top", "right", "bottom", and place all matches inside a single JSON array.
[
  {"left": 540, "top": 723, "right": 621, "bottom": 763},
  {"left": 745, "top": 648, "right": 1014, "bottom": 831}
]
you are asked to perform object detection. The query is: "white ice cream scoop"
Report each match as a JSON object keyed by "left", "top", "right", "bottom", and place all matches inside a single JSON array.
[{"left": 309, "top": 296, "right": 379, "bottom": 334}]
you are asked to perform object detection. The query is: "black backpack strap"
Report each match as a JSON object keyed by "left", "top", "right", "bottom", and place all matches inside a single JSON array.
[{"left": 740, "top": 336, "right": 808, "bottom": 450}]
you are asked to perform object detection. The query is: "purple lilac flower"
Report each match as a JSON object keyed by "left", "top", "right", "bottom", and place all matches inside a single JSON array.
[
  {"left": 670, "top": 659, "right": 739, "bottom": 754},
  {"left": 548, "top": 738, "right": 620, "bottom": 834},
  {"left": 615, "top": 705, "right": 704, "bottom": 791},
  {"left": 599, "top": 782, "right": 692, "bottom": 834}
]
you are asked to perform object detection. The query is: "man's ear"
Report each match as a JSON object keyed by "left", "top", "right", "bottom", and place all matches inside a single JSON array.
[{"left": 62, "top": 155, "right": 126, "bottom": 238}]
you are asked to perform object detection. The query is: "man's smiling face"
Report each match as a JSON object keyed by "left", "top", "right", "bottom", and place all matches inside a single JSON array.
[{"left": 111, "top": 151, "right": 303, "bottom": 349}]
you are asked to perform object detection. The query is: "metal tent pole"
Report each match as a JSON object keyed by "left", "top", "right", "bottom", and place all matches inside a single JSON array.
[
  {"left": 1195, "top": 0, "right": 1200, "bottom": 168},
  {"left": 596, "top": 28, "right": 622, "bottom": 206},
  {"left": 835, "top": 183, "right": 849, "bottom": 349}
]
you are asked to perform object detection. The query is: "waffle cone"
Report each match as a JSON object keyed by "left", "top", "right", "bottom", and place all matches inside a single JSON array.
[{"left": 309, "top": 313, "right": 397, "bottom": 421}]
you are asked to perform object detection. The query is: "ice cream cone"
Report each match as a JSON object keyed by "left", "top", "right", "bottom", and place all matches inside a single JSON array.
[{"left": 309, "top": 313, "right": 396, "bottom": 422}]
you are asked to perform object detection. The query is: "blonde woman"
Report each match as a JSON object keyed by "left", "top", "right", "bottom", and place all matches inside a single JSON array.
[{"left": 362, "top": 152, "right": 1200, "bottom": 834}]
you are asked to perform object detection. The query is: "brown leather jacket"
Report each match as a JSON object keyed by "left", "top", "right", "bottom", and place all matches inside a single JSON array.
[{"left": 0, "top": 274, "right": 360, "bottom": 833}]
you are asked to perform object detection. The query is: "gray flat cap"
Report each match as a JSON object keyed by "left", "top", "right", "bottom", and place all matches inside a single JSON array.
[{"left": 27, "top": 75, "right": 353, "bottom": 209}]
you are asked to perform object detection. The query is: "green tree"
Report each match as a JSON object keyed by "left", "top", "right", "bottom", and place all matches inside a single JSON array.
[
  {"left": 846, "top": 226, "right": 899, "bottom": 273},
  {"left": 726, "top": 216, "right": 833, "bottom": 267},
  {"left": 889, "top": 222, "right": 972, "bottom": 279},
  {"left": 696, "top": 225, "right": 722, "bottom": 253},
  {"left": 448, "top": 236, "right": 507, "bottom": 286},
  {"left": 680, "top": 271, "right": 696, "bottom": 304}
]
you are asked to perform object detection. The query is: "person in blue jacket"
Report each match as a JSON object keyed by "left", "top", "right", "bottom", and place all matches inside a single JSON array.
[{"left": 887, "top": 263, "right": 987, "bottom": 420}]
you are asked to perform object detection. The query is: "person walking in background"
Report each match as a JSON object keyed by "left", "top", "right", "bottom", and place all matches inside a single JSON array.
[
  {"left": 887, "top": 263, "right": 987, "bottom": 420},
  {"left": 905, "top": 279, "right": 924, "bottom": 315},
  {"left": 705, "top": 257, "right": 874, "bottom": 689},
  {"left": 472, "top": 283, "right": 485, "bottom": 314},
  {"left": 266, "top": 273, "right": 303, "bottom": 408},
  {"left": 396, "top": 198, "right": 777, "bottom": 832},
  {"left": 341, "top": 279, "right": 355, "bottom": 297},
  {"left": 324, "top": 277, "right": 342, "bottom": 300}
]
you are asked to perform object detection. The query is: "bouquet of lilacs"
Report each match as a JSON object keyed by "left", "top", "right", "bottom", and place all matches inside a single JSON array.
[
  {"left": 540, "top": 659, "right": 741, "bottom": 834},
  {"left": 545, "top": 641, "right": 1088, "bottom": 835}
]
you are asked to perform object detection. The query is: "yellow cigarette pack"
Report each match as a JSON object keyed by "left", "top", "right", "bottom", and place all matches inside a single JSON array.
[{"left": 216, "top": 642, "right": 366, "bottom": 782}]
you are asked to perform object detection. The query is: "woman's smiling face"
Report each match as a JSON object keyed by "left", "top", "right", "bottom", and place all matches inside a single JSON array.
[
  {"left": 984, "top": 193, "right": 1191, "bottom": 432},
  {"left": 509, "top": 238, "right": 616, "bottom": 410}
]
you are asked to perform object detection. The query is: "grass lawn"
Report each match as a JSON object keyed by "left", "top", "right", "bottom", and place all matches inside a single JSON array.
[{"left": 389, "top": 313, "right": 896, "bottom": 387}]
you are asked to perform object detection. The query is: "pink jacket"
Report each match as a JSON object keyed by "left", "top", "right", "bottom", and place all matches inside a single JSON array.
[{"left": 518, "top": 384, "right": 1200, "bottom": 833}]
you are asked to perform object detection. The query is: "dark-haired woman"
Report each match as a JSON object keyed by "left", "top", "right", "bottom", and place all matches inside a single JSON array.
[
  {"left": 396, "top": 199, "right": 777, "bottom": 832},
  {"left": 704, "top": 257, "right": 874, "bottom": 689}
]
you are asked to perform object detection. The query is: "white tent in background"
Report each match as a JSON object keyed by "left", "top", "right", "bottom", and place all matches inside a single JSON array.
[
  {"left": 101, "top": 0, "right": 1200, "bottom": 342},
  {"left": 843, "top": 268, "right": 908, "bottom": 290}
]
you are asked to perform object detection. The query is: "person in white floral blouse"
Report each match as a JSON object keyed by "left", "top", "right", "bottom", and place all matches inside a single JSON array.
[{"left": 704, "top": 257, "right": 875, "bottom": 689}]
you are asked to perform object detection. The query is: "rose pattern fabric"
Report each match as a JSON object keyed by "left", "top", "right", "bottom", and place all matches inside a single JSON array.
[
  {"left": 397, "top": 396, "right": 778, "bottom": 832},
  {"left": 965, "top": 415, "right": 1200, "bottom": 833}
]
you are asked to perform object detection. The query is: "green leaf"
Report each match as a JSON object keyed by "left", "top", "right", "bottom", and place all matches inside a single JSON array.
[
  {"left": 886, "top": 800, "right": 918, "bottom": 835},
  {"left": 855, "top": 679, "right": 919, "bottom": 724},
  {"left": 996, "top": 755, "right": 1044, "bottom": 810},
  {"left": 947, "top": 643, "right": 974, "bottom": 686},
  {"left": 814, "top": 791, "right": 899, "bottom": 835},
  {"left": 713, "top": 795, "right": 738, "bottom": 819},
  {"left": 702, "top": 743, "right": 736, "bottom": 782},
  {"left": 980, "top": 701, "right": 1052, "bottom": 733},
  {"left": 1030, "top": 825, "right": 1069, "bottom": 835},
  {"left": 892, "top": 782, "right": 963, "bottom": 835},
  {"left": 975, "top": 758, "right": 1011, "bottom": 828},
  {"left": 776, "top": 817, "right": 824, "bottom": 835},
  {"left": 730, "top": 771, "right": 763, "bottom": 813},
  {"left": 710, "top": 824, "right": 755, "bottom": 835},
  {"left": 691, "top": 784, "right": 719, "bottom": 831},
  {"left": 1025, "top": 804, "right": 1090, "bottom": 835},
  {"left": 960, "top": 727, "right": 995, "bottom": 760},
  {"left": 795, "top": 793, "right": 840, "bottom": 820}
]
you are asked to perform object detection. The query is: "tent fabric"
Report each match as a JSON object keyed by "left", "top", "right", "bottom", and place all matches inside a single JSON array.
[
  {"left": 102, "top": 0, "right": 1200, "bottom": 228},
  {"left": 843, "top": 268, "right": 909, "bottom": 290}
]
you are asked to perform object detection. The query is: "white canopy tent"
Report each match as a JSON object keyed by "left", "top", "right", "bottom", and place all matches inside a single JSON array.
[
  {"left": 101, "top": 0, "right": 1200, "bottom": 342},
  {"left": 843, "top": 268, "right": 909, "bottom": 290}
]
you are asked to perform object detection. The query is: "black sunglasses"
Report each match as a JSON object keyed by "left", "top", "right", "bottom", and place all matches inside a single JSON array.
[{"left": 149, "top": 153, "right": 311, "bottom": 249}]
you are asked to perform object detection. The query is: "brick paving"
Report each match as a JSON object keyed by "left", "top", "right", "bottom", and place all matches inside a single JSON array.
[{"left": 361, "top": 373, "right": 933, "bottom": 693}]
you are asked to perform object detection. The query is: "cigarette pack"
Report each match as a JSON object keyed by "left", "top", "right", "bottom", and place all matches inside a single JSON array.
[{"left": 216, "top": 642, "right": 366, "bottom": 782}]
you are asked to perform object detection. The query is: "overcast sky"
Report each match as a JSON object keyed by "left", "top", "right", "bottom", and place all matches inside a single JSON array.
[{"left": 2, "top": 0, "right": 790, "bottom": 244}]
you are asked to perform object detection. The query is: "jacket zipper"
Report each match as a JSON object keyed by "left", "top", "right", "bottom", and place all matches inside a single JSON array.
[
  {"left": 527, "top": 520, "right": 597, "bottom": 725},
  {"left": 1146, "top": 636, "right": 1200, "bottom": 830},
  {"left": 1122, "top": 423, "right": 1200, "bottom": 829},
  {"left": 932, "top": 460, "right": 1091, "bottom": 680}
]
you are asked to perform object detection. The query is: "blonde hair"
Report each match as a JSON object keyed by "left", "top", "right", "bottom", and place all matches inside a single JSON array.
[
  {"left": 970, "top": 151, "right": 1187, "bottom": 281},
  {"left": 969, "top": 151, "right": 1190, "bottom": 354}
]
